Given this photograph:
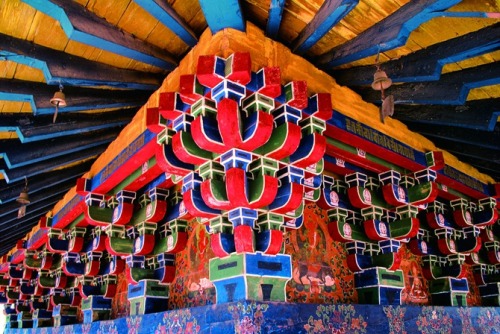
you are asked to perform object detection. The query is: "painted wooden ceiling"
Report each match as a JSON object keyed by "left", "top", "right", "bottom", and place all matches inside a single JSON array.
[{"left": 0, "top": 0, "right": 498, "bottom": 256}]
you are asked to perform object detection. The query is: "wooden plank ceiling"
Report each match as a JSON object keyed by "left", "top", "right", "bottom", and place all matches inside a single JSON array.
[{"left": 0, "top": 0, "right": 498, "bottom": 255}]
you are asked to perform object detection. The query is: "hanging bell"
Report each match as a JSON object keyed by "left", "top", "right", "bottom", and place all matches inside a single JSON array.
[
  {"left": 16, "top": 188, "right": 30, "bottom": 205},
  {"left": 371, "top": 68, "right": 392, "bottom": 91},
  {"left": 50, "top": 85, "right": 67, "bottom": 123},
  {"left": 50, "top": 90, "right": 67, "bottom": 108}
]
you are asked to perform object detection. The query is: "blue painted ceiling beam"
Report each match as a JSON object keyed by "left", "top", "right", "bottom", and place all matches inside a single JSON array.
[
  {"left": 292, "top": 0, "right": 358, "bottom": 55},
  {"left": 332, "top": 23, "right": 500, "bottom": 85},
  {"left": 0, "top": 144, "right": 107, "bottom": 183},
  {"left": 22, "top": 0, "right": 178, "bottom": 70},
  {"left": 0, "top": 110, "right": 134, "bottom": 143},
  {"left": 0, "top": 79, "right": 149, "bottom": 115},
  {"left": 358, "top": 62, "right": 500, "bottom": 105},
  {"left": 133, "top": 0, "right": 198, "bottom": 47},
  {"left": 266, "top": 0, "right": 286, "bottom": 39},
  {"left": 0, "top": 129, "right": 119, "bottom": 169},
  {"left": 393, "top": 98, "right": 500, "bottom": 132},
  {"left": 317, "top": 0, "right": 465, "bottom": 68},
  {"left": 0, "top": 161, "right": 91, "bottom": 204},
  {"left": 199, "top": 0, "right": 245, "bottom": 34},
  {"left": 0, "top": 33, "right": 163, "bottom": 90},
  {"left": 0, "top": 179, "right": 74, "bottom": 219}
]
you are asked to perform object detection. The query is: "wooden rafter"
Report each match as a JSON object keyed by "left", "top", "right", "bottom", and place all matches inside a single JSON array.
[
  {"left": 133, "top": 0, "right": 198, "bottom": 47},
  {"left": 22, "top": 0, "right": 178, "bottom": 70},
  {"left": 358, "top": 62, "right": 500, "bottom": 105},
  {"left": 317, "top": 0, "right": 465, "bottom": 68},
  {"left": 0, "top": 33, "right": 163, "bottom": 90},
  {"left": 0, "top": 129, "right": 119, "bottom": 169},
  {"left": 0, "top": 161, "right": 91, "bottom": 204},
  {"left": 332, "top": 23, "right": 500, "bottom": 85},
  {"left": 0, "top": 144, "right": 106, "bottom": 183},
  {"left": 292, "top": 0, "right": 358, "bottom": 55},
  {"left": 393, "top": 99, "right": 500, "bottom": 131},
  {"left": 0, "top": 79, "right": 149, "bottom": 115}
]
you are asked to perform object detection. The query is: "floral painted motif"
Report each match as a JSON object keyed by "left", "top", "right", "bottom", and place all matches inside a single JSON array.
[
  {"left": 304, "top": 304, "right": 367, "bottom": 334},
  {"left": 154, "top": 308, "right": 200, "bottom": 334},
  {"left": 477, "top": 307, "right": 500, "bottom": 334},
  {"left": 62, "top": 325, "right": 73, "bottom": 334},
  {"left": 126, "top": 316, "right": 142, "bottom": 334},
  {"left": 383, "top": 305, "right": 407, "bottom": 334},
  {"left": 97, "top": 320, "right": 119, "bottom": 334},
  {"left": 457, "top": 307, "right": 476, "bottom": 334},
  {"left": 416, "top": 306, "right": 453, "bottom": 334},
  {"left": 81, "top": 323, "right": 92, "bottom": 334},
  {"left": 228, "top": 301, "right": 269, "bottom": 334}
]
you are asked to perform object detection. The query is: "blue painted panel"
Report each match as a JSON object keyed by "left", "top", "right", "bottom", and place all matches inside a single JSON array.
[{"left": 198, "top": 0, "right": 245, "bottom": 34}]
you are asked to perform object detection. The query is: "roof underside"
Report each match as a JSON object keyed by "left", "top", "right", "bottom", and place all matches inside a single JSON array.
[{"left": 0, "top": 0, "right": 498, "bottom": 256}]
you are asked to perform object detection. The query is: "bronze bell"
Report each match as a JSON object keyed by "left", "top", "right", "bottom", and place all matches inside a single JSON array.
[
  {"left": 17, "top": 188, "right": 30, "bottom": 205},
  {"left": 371, "top": 68, "right": 392, "bottom": 91},
  {"left": 50, "top": 90, "right": 67, "bottom": 107}
]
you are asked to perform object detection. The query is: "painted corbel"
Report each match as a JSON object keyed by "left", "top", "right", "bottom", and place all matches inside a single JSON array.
[
  {"left": 182, "top": 172, "right": 221, "bottom": 219},
  {"left": 269, "top": 166, "right": 304, "bottom": 214},
  {"left": 149, "top": 254, "right": 176, "bottom": 284},
  {"left": 473, "top": 197, "right": 499, "bottom": 227},
  {"left": 255, "top": 104, "right": 302, "bottom": 160},
  {"left": 61, "top": 252, "right": 85, "bottom": 277},
  {"left": 82, "top": 193, "right": 114, "bottom": 227},
  {"left": 156, "top": 128, "right": 194, "bottom": 176},
  {"left": 154, "top": 219, "right": 188, "bottom": 254},
  {"left": 255, "top": 213, "right": 284, "bottom": 255},
  {"left": 171, "top": 113, "right": 212, "bottom": 165},
  {"left": 228, "top": 208, "right": 258, "bottom": 254},
  {"left": 46, "top": 229, "right": 69, "bottom": 254},
  {"left": 66, "top": 227, "right": 87, "bottom": 253},
  {"left": 217, "top": 98, "right": 273, "bottom": 152},
  {"left": 199, "top": 160, "right": 232, "bottom": 210},
  {"left": 190, "top": 98, "right": 229, "bottom": 154},
  {"left": 103, "top": 225, "right": 134, "bottom": 257},
  {"left": 327, "top": 208, "right": 366, "bottom": 242},
  {"left": 209, "top": 216, "right": 235, "bottom": 258},
  {"left": 124, "top": 255, "right": 155, "bottom": 285},
  {"left": 222, "top": 150, "right": 279, "bottom": 209},
  {"left": 132, "top": 222, "right": 157, "bottom": 256},
  {"left": 290, "top": 117, "right": 326, "bottom": 169}
]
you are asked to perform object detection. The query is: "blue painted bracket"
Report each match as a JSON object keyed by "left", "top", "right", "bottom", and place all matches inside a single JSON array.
[{"left": 198, "top": 0, "right": 245, "bottom": 34}]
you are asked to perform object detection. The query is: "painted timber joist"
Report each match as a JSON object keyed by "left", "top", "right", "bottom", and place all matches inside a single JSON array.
[
  {"left": 0, "top": 33, "right": 163, "bottom": 90},
  {"left": 0, "top": 80, "right": 150, "bottom": 115},
  {"left": 331, "top": 23, "right": 500, "bottom": 85},
  {"left": 317, "top": 0, "right": 490, "bottom": 68},
  {"left": 21, "top": 0, "right": 178, "bottom": 70},
  {"left": 358, "top": 62, "right": 500, "bottom": 105}
]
